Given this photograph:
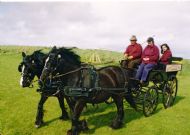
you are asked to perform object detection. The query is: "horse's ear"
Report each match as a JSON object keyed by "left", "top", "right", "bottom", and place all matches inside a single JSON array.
[
  {"left": 22, "top": 52, "right": 26, "bottom": 57},
  {"left": 52, "top": 46, "right": 56, "bottom": 50}
]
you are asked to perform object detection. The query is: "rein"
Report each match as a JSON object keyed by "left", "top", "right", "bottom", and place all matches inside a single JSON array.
[{"left": 52, "top": 67, "right": 90, "bottom": 79}]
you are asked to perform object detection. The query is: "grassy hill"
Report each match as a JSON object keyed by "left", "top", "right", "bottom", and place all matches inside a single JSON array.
[
  {"left": 0, "top": 46, "right": 123, "bottom": 67},
  {"left": 0, "top": 46, "right": 190, "bottom": 135}
]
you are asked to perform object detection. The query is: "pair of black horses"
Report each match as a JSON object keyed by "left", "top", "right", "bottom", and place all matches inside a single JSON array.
[{"left": 18, "top": 46, "right": 136, "bottom": 135}]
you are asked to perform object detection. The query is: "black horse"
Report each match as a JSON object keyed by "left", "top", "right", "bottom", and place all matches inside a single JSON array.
[
  {"left": 39, "top": 46, "right": 136, "bottom": 135},
  {"left": 18, "top": 50, "right": 71, "bottom": 128}
]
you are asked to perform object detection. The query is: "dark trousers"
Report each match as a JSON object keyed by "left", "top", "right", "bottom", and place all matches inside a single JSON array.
[
  {"left": 121, "top": 58, "right": 141, "bottom": 69},
  {"left": 135, "top": 63, "right": 156, "bottom": 81}
]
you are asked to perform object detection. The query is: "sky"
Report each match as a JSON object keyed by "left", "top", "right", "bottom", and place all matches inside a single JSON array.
[{"left": 0, "top": 2, "right": 190, "bottom": 58}]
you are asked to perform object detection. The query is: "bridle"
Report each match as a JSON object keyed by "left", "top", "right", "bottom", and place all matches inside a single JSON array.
[{"left": 19, "top": 62, "right": 39, "bottom": 88}]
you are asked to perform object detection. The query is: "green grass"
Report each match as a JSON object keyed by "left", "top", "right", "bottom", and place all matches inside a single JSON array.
[{"left": 0, "top": 46, "right": 190, "bottom": 135}]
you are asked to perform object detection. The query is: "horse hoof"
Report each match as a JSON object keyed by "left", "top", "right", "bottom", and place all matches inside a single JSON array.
[
  {"left": 59, "top": 115, "right": 69, "bottom": 120},
  {"left": 35, "top": 121, "right": 44, "bottom": 128},
  {"left": 67, "top": 129, "right": 79, "bottom": 135},
  {"left": 110, "top": 121, "right": 123, "bottom": 129},
  {"left": 35, "top": 124, "right": 41, "bottom": 128}
]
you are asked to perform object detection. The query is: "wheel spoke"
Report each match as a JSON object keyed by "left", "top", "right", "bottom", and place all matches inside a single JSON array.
[
  {"left": 166, "top": 95, "right": 171, "bottom": 106},
  {"left": 143, "top": 86, "right": 158, "bottom": 116},
  {"left": 163, "top": 77, "right": 178, "bottom": 108}
]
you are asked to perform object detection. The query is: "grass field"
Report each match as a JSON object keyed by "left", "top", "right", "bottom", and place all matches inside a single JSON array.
[{"left": 0, "top": 46, "right": 190, "bottom": 135}]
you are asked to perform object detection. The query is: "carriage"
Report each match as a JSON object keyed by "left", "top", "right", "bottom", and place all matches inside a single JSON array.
[{"left": 126, "top": 57, "right": 183, "bottom": 116}]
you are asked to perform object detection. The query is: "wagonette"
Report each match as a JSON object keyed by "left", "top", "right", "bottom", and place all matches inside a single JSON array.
[
  {"left": 18, "top": 37, "right": 182, "bottom": 134},
  {"left": 37, "top": 46, "right": 182, "bottom": 135}
]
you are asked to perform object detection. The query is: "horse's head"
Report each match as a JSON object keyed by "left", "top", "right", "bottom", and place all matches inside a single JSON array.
[
  {"left": 18, "top": 51, "right": 46, "bottom": 87},
  {"left": 18, "top": 52, "right": 36, "bottom": 87},
  {"left": 39, "top": 46, "right": 62, "bottom": 82},
  {"left": 39, "top": 46, "right": 81, "bottom": 87}
]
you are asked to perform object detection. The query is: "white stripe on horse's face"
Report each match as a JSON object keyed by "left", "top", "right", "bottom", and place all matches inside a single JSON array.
[
  {"left": 20, "top": 65, "right": 25, "bottom": 87},
  {"left": 44, "top": 56, "right": 49, "bottom": 67}
]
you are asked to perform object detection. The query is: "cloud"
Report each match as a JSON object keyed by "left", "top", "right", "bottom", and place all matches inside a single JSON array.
[{"left": 0, "top": 2, "right": 190, "bottom": 58}]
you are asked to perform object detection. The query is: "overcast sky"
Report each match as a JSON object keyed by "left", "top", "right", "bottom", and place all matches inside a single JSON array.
[{"left": 0, "top": 2, "right": 190, "bottom": 58}]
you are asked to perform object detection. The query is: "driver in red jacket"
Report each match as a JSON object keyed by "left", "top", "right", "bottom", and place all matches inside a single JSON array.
[{"left": 122, "top": 35, "right": 142, "bottom": 68}]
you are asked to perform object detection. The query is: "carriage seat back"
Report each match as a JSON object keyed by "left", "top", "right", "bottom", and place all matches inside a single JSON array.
[
  {"left": 169, "top": 57, "right": 183, "bottom": 64},
  {"left": 153, "top": 57, "right": 183, "bottom": 72}
]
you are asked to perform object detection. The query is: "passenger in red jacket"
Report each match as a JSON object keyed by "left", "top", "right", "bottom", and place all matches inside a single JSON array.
[
  {"left": 122, "top": 35, "right": 142, "bottom": 68},
  {"left": 135, "top": 37, "right": 159, "bottom": 84},
  {"left": 160, "top": 44, "right": 172, "bottom": 64}
]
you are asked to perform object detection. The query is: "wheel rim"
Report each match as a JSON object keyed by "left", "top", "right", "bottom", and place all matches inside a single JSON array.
[
  {"left": 143, "top": 87, "right": 158, "bottom": 117},
  {"left": 163, "top": 77, "right": 178, "bottom": 108}
]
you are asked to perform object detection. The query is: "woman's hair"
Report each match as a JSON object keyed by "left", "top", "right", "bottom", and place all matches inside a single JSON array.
[{"left": 161, "top": 43, "right": 170, "bottom": 54}]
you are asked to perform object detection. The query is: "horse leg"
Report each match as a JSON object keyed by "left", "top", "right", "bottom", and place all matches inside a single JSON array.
[
  {"left": 67, "top": 100, "right": 88, "bottom": 135},
  {"left": 125, "top": 95, "right": 137, "bottom": 110},
  {"left": 65, "top": 96, "right": 75, "bottom": 113},
  {"left": 57, "top": 94, "right": 69, "bottom": 120},
  {"left": 110, "top": 95, "right": 124, "bottom": 129},
  {"left": 125, "top": 88, "right": 137, "bottom": 110},
  {"left": 35, "top": 94, "right": 48, "bottom": 128}
]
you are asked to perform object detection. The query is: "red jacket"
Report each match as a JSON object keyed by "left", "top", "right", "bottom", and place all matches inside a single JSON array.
[
  {"left": 160, "top": 50, "right": 172, "bottom": 64},
  {"left": 124, "top": 43, "right": 142, "bottom": 59},
  {"left": 142, "top": 44, "right": 159, "bottom": 64}
]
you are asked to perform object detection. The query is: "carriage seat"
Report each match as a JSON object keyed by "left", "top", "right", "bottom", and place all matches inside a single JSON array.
[{"left": 153, "top": 57, "right": 183, "bottom": 72}]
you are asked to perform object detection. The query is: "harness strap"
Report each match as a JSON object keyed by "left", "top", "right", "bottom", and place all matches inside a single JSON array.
[
  {"left": 79, "top": 69, "right": 84, "bottom": 87},
  {"left": 119, "top": 67, "right": 128, "bottom": 88},
  {"left": 80, "top": 66, "right": 98, "bottom": 89},
  {"left": 53, "top": 65, "right": 97, "bottom": 88}
]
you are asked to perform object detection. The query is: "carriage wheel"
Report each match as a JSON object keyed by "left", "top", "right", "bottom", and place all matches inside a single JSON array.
[
  {"left": 143, "top": 86, "right": 159, "bottom": 117},
  {"left": 163, "top": 76, "right": 178, "bottom": 109}
]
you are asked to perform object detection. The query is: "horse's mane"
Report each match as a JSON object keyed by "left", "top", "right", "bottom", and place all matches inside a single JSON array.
[
  {"left": 31, "top": 50, "right": 47, "bottom": 64},
  {"left": 56, "top": 47, "right": 81, "bottom": 66},
  {"left": 33, "top": 50, "right": 45, "bottom": 56}
]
